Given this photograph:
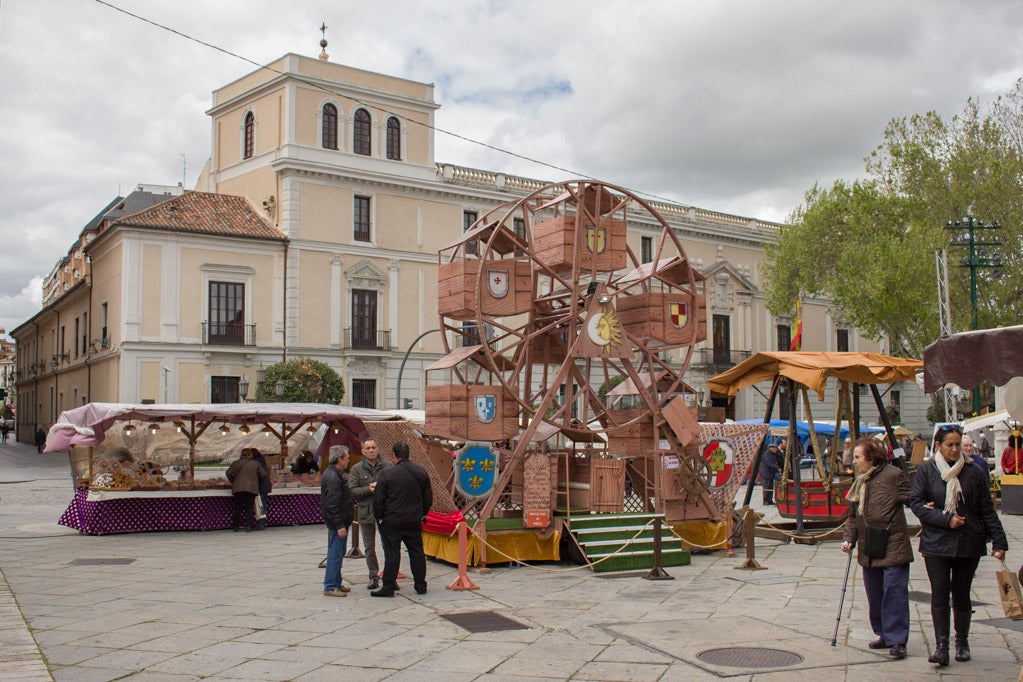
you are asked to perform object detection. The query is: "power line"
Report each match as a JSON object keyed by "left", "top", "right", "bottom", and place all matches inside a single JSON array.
[{"left": 91, "top": 0, "right": 692, "bottom": 208}]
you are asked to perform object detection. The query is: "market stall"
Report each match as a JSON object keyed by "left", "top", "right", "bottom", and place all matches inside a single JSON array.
[{"left": 47, "top": 402, "right": 402, "bottom": 535}]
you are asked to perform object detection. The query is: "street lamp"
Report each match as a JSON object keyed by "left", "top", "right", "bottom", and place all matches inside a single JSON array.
[
  {"left": 274, "top": 379, "right": 286, "bottom": 399},
  {"left": 238, "top": 377, "right": 249, "bottom": 403},
  {"left": 945, "top": 215, "right": 1002, "bottom": 413}
]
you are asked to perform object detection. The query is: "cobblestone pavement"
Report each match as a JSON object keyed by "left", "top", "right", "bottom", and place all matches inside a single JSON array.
[{"left": 1, "top": 439, "right": 1021, "bottom": 680}]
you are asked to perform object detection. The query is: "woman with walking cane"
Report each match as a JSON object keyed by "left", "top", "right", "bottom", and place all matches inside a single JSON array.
[
  {"left": 911, "top": 424, "right": 1007, "bottom": 667},
  {"left": 840, "top": 437, "right": 913, "bottom": 659}
]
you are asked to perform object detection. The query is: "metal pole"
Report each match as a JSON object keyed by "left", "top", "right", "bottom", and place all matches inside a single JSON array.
[
  {"left": 395, "top": 328, "right": 441, "bottom": 409},
  {"left": 832, "top": 548, "right": 854, "bottom": 646},
  {"left": 789, "top": 379, "right": 805, "bottom": 534}
]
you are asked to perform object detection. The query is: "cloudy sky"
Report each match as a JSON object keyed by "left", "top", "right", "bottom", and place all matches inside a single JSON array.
[{"left": 1, "top": 0, "right": 1022, "bottom": 335}]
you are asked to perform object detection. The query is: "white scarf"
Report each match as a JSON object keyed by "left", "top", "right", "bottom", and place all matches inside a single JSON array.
[
  {"left": 933, "top": 453, "right": 966, "bottom": 515},
  {"left": 845, "top": 465, "right": 876, "bottom": 516}
]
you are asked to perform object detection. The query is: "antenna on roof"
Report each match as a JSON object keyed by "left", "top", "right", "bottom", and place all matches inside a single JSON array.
[
  {"left": 318, "top": 22, "right": 329, "bottom": 61},
  {"left": 180, "top": 153, "right": 189, "bottom": 187}
]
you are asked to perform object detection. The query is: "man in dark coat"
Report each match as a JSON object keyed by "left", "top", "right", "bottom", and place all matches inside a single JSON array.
[
  {"left": 226, "top": 448, "right": 267, "bottom": 532},
  {"left": 320, "top": 445, "right": 353, "bottom": 597},
  {"left": 371, "top": 441, "right": 432, "bottom": 597}
]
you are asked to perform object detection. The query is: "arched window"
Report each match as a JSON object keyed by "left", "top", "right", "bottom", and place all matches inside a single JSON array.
[
  {"left": 386, "top": 116, "right": 401, "bottom": 160},
  {"left": 353, "top": 109, "right": 371, "bottom": 156},
  {"left": 322, "top": 103, "right": 338, "bottom": 150},
  {"left": 243, "top": 111, "right": 255, "bottom": 159}
]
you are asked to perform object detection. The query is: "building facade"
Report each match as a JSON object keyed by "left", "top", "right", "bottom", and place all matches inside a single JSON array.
[{"left": 13, "top": 49, "right": 928, "bottom": 440}]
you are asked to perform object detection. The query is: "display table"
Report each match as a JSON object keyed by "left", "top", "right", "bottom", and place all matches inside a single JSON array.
[{"left": 59, "top": 487, "right": 323, "bottom": 535}]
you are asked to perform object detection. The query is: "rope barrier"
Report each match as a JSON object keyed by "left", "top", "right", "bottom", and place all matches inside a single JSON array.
[
  {"left": 754, "top": 515, "right": 847, "bottom": 540},
  {"left": 664, "top": 523, "right": 731, "bottom": 550},
  {"left": 464, "top": 518, "right": 659, "bottom": 573}
]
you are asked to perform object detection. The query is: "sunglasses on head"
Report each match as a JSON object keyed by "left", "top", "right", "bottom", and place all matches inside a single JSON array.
[{"left": 936, "top": 425, "right": 962, "bottom": 436}]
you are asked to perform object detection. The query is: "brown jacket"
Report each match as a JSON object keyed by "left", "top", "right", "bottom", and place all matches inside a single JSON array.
[
  {"left": 226, "top": 457, "right": 266, "bottom": 496},
  {"left": 842, "top": 463, "right": 914, "bottom": 568}
]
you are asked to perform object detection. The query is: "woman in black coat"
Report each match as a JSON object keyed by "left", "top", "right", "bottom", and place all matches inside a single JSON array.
[{"left": 910, "top": 424, "right": 1007, "bottom": 667}]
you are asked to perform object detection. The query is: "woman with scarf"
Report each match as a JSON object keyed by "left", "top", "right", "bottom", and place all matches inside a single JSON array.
[
  {"left": 841, "top": 437, "right": 913, "bottom": 659},
  {"left": 911, "top": 424, "right": 1008, "bottom": 667}
]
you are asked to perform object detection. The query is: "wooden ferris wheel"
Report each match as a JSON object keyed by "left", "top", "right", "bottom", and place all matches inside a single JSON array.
[{"left": 428, "top": 179, "right": 712, "bottom": 521}]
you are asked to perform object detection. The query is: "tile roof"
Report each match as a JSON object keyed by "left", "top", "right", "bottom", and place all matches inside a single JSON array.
[{"left": 115, "top": 191, "right": 286, "bottom": 241}]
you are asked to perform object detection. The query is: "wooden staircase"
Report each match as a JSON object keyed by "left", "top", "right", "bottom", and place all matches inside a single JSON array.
[{"left": 568, "top": 512, "right": 691, "bottom": 573}]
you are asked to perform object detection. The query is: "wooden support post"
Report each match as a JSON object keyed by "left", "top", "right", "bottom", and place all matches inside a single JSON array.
[
  {"left": 643, "top": 516, "right": 674, "bottom": 580},
  {"left": 446, "top": 522, "right": 479, "bottom": 591},
  {"left": 345, "top": 520, "right": 365, "bottom": 558},
  {"left": 735, "top": 506, "right": 766, "bottom": 570}
]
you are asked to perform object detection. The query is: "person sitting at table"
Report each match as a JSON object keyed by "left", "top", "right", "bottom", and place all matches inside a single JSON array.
[
  {"left": 292, "top": 450, "right": 318, "bottom": 475},
  {"left": 226, "top": 448, "right": 267, "bottom": 532}
]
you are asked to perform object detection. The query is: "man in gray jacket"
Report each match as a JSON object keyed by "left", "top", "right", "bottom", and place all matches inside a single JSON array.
[{"left": 348, "top": 437, "right": 389, "bottom": 590}]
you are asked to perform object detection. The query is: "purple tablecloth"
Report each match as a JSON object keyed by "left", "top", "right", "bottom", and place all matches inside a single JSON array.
[{"left": 59, "top": 489, "right": 323, "bottom": 535}]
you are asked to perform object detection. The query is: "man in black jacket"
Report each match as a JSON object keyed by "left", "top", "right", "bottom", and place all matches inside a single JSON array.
[
  {"left": 371, "top": 441, "right": 433, "bottom": 597},
  {"left": 320, "top": 445, "right": 353, "bottom": 597}
]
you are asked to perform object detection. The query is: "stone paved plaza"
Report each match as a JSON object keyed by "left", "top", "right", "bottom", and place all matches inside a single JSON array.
[{"left": 1, "top": 439, "right": 1021, "bottom": 680}]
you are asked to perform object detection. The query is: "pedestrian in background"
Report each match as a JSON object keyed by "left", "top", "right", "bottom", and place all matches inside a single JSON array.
[
  {"left": 961, "top": 435, "right": 990, "bottom": 492},
  {"left": 226, "top": 448, "right": 267, "bottom": 532},
  {"left": 35, "top": 426, "right": 46, "bottom": 453},
  {"left": 320, "top": 445, "right": 353, "bottom": 597},
  {"left": 759, "top": 439, "right": 785, "bottom": 505},
  {"left": 841, "top": 437, "right": 854, "bottom": 473},
  {"left": 252, "top": 451, "right": 272, "bottom": 530},
  {"left": 911, "top": 424, "right": 1008, "bottom": 667},
  {"left": 841, "top": 437, "right": 913, "bottom": 659},
  {"left": 348, "top": 437, "right": 389, "bottom": 590},
  {"left": 1002, "top": 434, "right": 1023, "bottom": 475},
  {"left": 372, "top": 441, "right": 432, "bottom": 597}
]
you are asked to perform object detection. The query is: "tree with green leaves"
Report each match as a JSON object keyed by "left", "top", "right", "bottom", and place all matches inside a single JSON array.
[
  {"left": 255, "top": 358, "right": 345, "bottom": 404},
  {"left": 765, "top": 79, "right": 1023, "bottom": 357}
]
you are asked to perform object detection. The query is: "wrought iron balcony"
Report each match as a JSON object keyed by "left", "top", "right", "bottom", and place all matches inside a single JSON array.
[
  {"left": 202, "top": 322, "right": 256, "bottom": 346},
  {"left": 344, "top": 328, "right": 391, "bottom": 350},
  {"left": 690, "top": 348, "right": 752, "bottom": 368}
]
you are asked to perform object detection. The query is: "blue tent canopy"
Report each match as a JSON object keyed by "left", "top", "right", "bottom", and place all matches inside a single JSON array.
[{"left": 736, "top": 419, "right": 884, "bottom": 447}]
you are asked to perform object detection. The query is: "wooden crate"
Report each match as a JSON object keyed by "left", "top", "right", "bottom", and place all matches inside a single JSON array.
[
  {"left": 438, "top": 259, "right": 533, "bottom": 319},
  {"left": 534, "top": 215, "right": 626, "bottom": 273},
  {"left": 605, "top": 409, "right": 657, "bottom": 455},
  {"left": 424, "top": 384, "right": 518, "bottom": 441},
  {"left": 617, "top": 292, "right": 707, "bottom": 347}
]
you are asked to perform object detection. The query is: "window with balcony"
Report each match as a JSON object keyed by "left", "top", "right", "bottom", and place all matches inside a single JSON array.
[
  {"left": 211, "top": 376, "right": 240, "bottom": 404},
  {"left": 352, "top": 379, "right": 376, "bottom": 408},
  {"left": 351, "top": 289, "right": 378, "bottom": 348},
  {"left": 712, "top": 314, "right": 731, "bottom": 365},
  {"left": 208, "top": 281, "right": 246, "bottom": 345},
  {"left": 353, "top": 109, "right": 371, "bottom": 156},
  {"left": 386, "top": 116, "right": 401, "bottom": 160},
  {"left": 354, "top": 195, "right": 371, "bottom": 242}
]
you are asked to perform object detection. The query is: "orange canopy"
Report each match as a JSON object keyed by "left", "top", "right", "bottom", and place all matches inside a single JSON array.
[{"left": 706, "top": 351, "right": 922, "bottom": 400}]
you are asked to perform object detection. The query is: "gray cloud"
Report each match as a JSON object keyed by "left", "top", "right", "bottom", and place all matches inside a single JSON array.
[{"left": 1, "top": 0, "right": 1021, "bottom": 335}]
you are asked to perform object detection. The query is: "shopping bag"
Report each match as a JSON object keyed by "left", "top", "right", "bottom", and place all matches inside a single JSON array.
[
  {"left": 254, "top": 496, "right": 267, "bottom": 521},
  {"left": 996, "top": 560, "right": 1023, "bottom": 620}
]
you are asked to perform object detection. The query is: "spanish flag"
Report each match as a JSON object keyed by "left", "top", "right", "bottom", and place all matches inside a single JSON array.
[{"left": 789, "top": 295, "right": 803, "bottom": 351}]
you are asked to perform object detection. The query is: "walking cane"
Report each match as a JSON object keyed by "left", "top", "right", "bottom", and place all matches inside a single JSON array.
[{"left": 832, "top": 548, "right": 854, "bottom": 646}]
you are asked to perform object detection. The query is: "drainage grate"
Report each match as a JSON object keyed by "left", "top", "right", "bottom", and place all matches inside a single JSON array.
[
  {"left": 69, "top": 558, "right": 137, "bottom": 566},
  {"left": 909, "top": 590, "right": 988, "bottom": 606},
  {"left": 441, "top": 611, "right": 529, "bottom": 633},
  {"left": 697, "top": 647, "right": 803, "bottom": 669}
]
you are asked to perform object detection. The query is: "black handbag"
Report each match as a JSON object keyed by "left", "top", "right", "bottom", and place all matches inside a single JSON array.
[{"left": 863, "top": 520, "right": 892, "bottom": 559}]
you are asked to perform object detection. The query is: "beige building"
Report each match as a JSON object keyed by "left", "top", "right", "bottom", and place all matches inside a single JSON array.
[{"left": 13, "top": 47, "right": 928, "bottom": 440}]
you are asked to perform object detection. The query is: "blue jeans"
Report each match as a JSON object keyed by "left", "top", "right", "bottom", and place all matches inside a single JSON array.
[
  {"left": 323, "top": 526, "right": 349, "bottom": 591},
  {"left": 862, "top": 563, "right": 910, "bottom": 646}
]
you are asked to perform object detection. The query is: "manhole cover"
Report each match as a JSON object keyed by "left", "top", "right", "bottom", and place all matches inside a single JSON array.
[
  {"left": 442, "top": 611, "right": 528, "bottom": 633},
  {"left": 69, "top": 558, "right": 137, "bottom": 566},
  {"left": 697, "top": 647, "right": 803, "bottom": 668}
]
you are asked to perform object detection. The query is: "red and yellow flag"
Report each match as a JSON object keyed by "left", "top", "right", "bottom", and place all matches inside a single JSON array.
[{"left": 789, "top": 295, "right": 803, "bottom": 351}]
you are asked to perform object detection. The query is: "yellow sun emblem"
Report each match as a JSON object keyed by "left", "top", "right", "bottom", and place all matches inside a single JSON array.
[{"left": 586, "top": 304, "right": 624, "bottom": 354}]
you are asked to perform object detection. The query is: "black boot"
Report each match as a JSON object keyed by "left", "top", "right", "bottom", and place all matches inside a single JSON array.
[
  {"left": 929, "top": 606, "right": 950, "bottom": 667},
  {"left": 953, "top": 608, "right": 971, "bottom": 662}
]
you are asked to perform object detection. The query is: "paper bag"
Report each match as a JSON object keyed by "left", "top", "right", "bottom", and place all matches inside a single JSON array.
[{"left": 997, "top": 561, "right": 1023, "bottom": 620}]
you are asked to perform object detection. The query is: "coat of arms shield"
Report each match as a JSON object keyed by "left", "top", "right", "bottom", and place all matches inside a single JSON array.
[
  {"left": 454, "top": 442, "right": 500, "bottom": 499},
  {"left": 668, "top": 301, "right": 688, "bottom": 328},
  {"left": 585, "top": 225, "right": 607, "bottom": 254},
  {"left": 486, "top": 268, "right": 510, "bottom": 299},
  {"left": 475, "top": 394, "right": 496, "bottom": 424}
]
